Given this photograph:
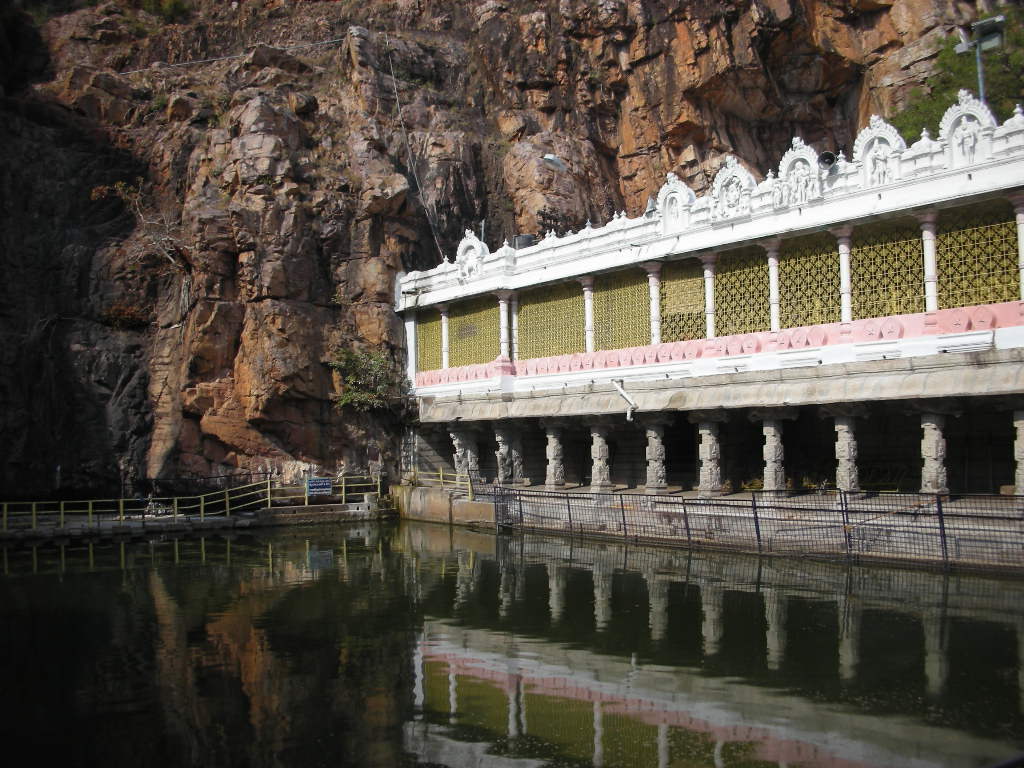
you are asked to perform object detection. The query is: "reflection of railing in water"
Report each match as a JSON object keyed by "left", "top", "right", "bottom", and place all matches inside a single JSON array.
[{"left": 493, "top": 486, "right": 1024, "bottom": 573}]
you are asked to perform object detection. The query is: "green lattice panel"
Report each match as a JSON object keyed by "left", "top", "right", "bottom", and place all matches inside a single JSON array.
[
  {"left": 660, "top": 258, "right": 706, "bottom": 341},
  {"left": 850, "top": 219, "right": 925, "bottom": 320},
  {"left": 715, "top": 247, "right": 770, "bottom": 336},
  {"left": 778, "top": 232, "right": 841, "bottom": 328},
  {"left": 416, "top": 309, "right": 442, "bottom": 372},
  {"left": 937, "top": 200, "right": 1019, "bottom": 309},
  {"left": 594, "top": 270, "right": 649, "bottom": 350},
  {"left": 449, "top": 295, "right": 500, "bottom": 367},
  {"left": 517, "top": 282, "right": 585, "bottom": 359}
]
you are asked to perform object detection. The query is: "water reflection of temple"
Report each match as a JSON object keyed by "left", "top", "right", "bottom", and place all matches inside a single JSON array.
[{"left": 401, "top": 525, "right": 1024, "bottom": 768}]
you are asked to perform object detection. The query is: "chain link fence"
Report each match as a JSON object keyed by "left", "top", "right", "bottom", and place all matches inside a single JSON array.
[{"left": 491, "top": 487, "right": 1024, "bottom": 573}]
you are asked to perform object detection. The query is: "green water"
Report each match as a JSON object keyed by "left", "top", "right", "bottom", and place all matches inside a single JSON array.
[{"left": 1, "top": 524, "right": 1022, "bottom": 767}]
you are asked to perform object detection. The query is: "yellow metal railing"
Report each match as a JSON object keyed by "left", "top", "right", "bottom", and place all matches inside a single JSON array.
[
  {"left": 0, "top": 474, "right": 385, "bottom": 534},
  {"left": 410, "top": 468, "right": 474, "bottom": 501}
]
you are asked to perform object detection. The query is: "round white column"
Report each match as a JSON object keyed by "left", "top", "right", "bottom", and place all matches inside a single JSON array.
[
  {"left": 918, "top": 210, "right": 939, "bottom": 312},
  {"left": 700, "top": 254, "right": 716, "bottom": 339},
  {"left": 580, "top": 275, "right": 596, "bottom": 353},
  {"left": 495, "top": 290, "right": 511, "bottom": 359},
  {"left": 833, "top": 224, "right": 854, "bottom": 323},
  {"left": 764, "top": 238, "right": 781, "bottom": 332},
  {"left": 439, "top": 304, "right": 450, "bottom": 369},
  {"left": 1010, "top": 193, "right": 1024, "bottom": 300},
  {"left": 642, "top": 261, "right": 662, "bottom": 345}
]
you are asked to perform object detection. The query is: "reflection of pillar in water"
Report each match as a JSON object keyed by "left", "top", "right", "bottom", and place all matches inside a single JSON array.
[
  {"left": 1017, "top": 620, "right": 1024, "bottom": 715},
  {"left": 647, "top": 573, "right": 670, "bottom": 644},
  {"left": 454, "top": 551, "right": 474, "bottom": 610},
  {"left": 764, "top": 589, "right": 787, "bottom": 671},
  {"left": 592, "top": 700, "right": 604, "bottom": 768},
  {"left": 657, "top": 723, "right": 669, "bottom": 768},
  {"left": 507, "top": 672, "right": 520, "bottom": 739},
  {"left": 837, "top": 595, "right": 862, "bottom": 683},
  {"left": 413, "top": 634, "right": 424, "bottom": 714},
  {"left": 519, "top": 678, "right": 528, "bottom": 735},
  {"left": 448, "top": 668, "right": 458, "bottom": 724},
  {"left": 702, "top": 584, "right": 725, "bottom": 658},
  {"left": 499, "top": 563, "right": 515, "bottom": 618},
  {"left": 923, "top": 611, "right": 948, "bottom": 698},
  {"left": 548, "top": 564, "right": 566, "bottom": 625},
  {"left": 713, "top": 739, "right": 725, "bottom": 768},
  {"left": 594, "top": 566, "right": 614, "bottom": 632}
]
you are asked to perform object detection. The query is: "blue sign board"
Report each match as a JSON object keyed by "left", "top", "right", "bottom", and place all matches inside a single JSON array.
[{"left": 306, "top": 477, "right": 333, "bottom": 496}]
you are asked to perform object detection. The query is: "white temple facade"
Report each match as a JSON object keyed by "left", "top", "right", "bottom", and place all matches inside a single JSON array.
[{"left": 396, "top": 92, "right": 1024, "bottom": 496}]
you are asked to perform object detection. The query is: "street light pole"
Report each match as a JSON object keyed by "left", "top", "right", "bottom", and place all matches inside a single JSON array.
[{"left": 955, "top": 15, "right": 1005, "bottom": 105}]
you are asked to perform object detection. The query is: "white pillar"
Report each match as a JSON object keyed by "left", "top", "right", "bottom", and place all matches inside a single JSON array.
[
  {"left": 701, "top": 254, "right": 716, "bottom": 338},
  {"left": 439, "top": 304, "right": 450, "bottom": 369},
  {"left": 1008, "top": 193, "right": 1024, "bottom": 300},
  {"left": 643, "top": 261, "right": 662, "bottom": 345},
  {"left": 833, "top": 224, "right": 854, "bottom": 323},
  {"left": 1014, "top": 410, "right": 1024, "bottom": 496},
  {"left": 580, "top": 275, "right": 596, "bottom": 353},
  {"left": 496, "top": 290, "right": 511, "bottom": 359},
  {"left": 696, "top": 419, "right": 723, "bottom": 497},
  {"left": 764, "top": 239, "right": 781, "bottom": 332},
  {"left": 405, "top": 310, "right": 418, "bottom": 381},
  {"left": 702, "top": 584, "right": 724, "bottom": 657},
  {"left": 834, "top": 414, "right": 861, "bottom": 493},
  {"left": 919, "top": 210, "right": 939, "bottom": 312},
  {"left": 762, "top": 418, "right": 786, "bottom": 492},
  {"left": 511, "top": 292, "right": 519, "bottom": 360},
  {"left": 507, "top": 674, "right": 520, "bottom": 739},
  {"left": 764, "top": 589, "right": 787, "bottom": 671}
]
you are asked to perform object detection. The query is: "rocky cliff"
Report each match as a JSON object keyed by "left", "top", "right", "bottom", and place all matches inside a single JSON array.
[{"left": 0, "top": 0, "right": 991, "bottom": 496}]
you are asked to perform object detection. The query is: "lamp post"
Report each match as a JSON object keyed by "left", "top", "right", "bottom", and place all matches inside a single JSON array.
[{"left": 955, "top": 15, "right": 1005, "bottom": 104}]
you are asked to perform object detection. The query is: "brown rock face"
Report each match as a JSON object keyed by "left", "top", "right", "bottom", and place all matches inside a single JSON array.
[{"left": 0, "top": 0, "right": 982, "bottom": 495}]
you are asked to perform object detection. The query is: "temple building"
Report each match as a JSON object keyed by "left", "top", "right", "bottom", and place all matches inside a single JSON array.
[{"left": 397, "top": 92, "right": 1024, "bottom": 496}]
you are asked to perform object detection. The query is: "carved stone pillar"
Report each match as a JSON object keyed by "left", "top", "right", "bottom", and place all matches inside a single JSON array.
[
  {"left": 920, "top": 413, "right": 949, "bottom": 494},
  {"left": 590, "top": 423, "right": 613, "bottom": 491},
  {"left": 494, "top": 424, "right": 514, "bottom": 485},
  {"left": 690, "top": 413, "right": 726, "bottom": 497},
  {"left": 834, "top": 415, "right": 860, "bottom": 493},
  {"left": 762, "top": 419, "right": 786, "bottom": 492},
  {"left": 449, "top": 428, "right": 479, "bottom": 480},
  {"left": 643, "top": 417, "right": 669, "bottom": 493},
  {"left": 1014, "top": 410, "right": 1024, "bottom": 495},
  {"left": 544, "top": 423, "right": 565, "bottom": 489}
]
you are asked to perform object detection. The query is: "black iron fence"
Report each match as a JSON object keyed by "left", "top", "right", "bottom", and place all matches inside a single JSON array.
[{"left": 491, "top": 487, "right": 1024, "bottom": 573}]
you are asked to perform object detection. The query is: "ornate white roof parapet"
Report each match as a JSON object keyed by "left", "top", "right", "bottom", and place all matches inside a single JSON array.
[
  {"left": 710, "top": 156, "right": 756, "bottom": 221},
  {"left": 396, "top": 92, "right": 1024, "bottom": 313},
  {"left": 902, "top": 128, "right": 944, "bottom": 178},
  {"left": 940, "top": 90, "right": 998, "bottom": 168},
  {"left": 852, "top": 114, "right": 906, "bottom": 188},
  {"left": 656, "top": 172, "right": 696, "bottom": 234},
  {"left": 774, "top": 137, "right": 823, "bottom": 209},
  {"left": 455, "top": 229, "right": 490, "bottom": 283}
]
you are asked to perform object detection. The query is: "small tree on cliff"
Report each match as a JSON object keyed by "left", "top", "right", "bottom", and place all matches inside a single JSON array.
[
  {"left": 891, "top": 8, "right": 1024, "bottom": 141},
  {"left": 329, "top": 347, "right": 411, "bottom": 415}
]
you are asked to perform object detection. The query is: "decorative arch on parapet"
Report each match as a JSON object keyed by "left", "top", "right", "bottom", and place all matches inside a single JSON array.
[
  {"left": 852, "top": 114, "right": 906, "bottom": 188},
  {"left": 656, "top": 172, "right": 697, "bottom": 234},
  {"left": 939, "top": 89, "right": 998, "bottom": 168},
  {"left": 710, "top": 155, "right": 757, "bottom": 221},
  {"left": 455, "top": 229, "right": 490, "bottom": 283},
  {"left": 773, "top": 136, "right": 822, "bottom": 209}
]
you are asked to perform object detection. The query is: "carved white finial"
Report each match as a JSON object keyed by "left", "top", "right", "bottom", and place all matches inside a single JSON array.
[{"left": 958, "top": 89, "right": 972, "bottom": 105}]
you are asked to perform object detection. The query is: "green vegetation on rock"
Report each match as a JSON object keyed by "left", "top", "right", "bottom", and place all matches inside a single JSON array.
[{"left": 330, "top": 348, "right": 409, "bottom": 414}]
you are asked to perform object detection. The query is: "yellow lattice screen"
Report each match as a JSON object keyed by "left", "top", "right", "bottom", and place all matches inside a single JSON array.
[
  {"left": 937, "top": 200, "right": 1019, "bottom": 309},
  {"left": 660, "top": 259, "right": 705, "bottom": 341},
  {"left": 779, "top": 233, "right": 841, "bottom": 328},
  {"left": 594, "top": 270, "right": 649, "bottom": 350},
  {"left": 517, "top": 282, "right": 585, "bottom": 359},
  {"left": 715, "top": 247, "right": 770, "bottom": 336},
  {"left": 416, "top": 309, "right": 442, "bottom": 371},
  {"left": 449, "top": 295, "right": 499, "bottom": 367},
  {"left": 850, "top": 220, "right": 925, "bottom": 319}
]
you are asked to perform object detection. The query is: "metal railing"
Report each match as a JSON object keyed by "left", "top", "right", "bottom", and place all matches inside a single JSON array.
[
  {"left": 410, "top": 468, "right": 475, "bottom": 500},
  {"left": 493, "top": 487, "right": 1024, "bottom": 574},
  {"left": 0, "top": 475, "right": 384, "bottom": 534}
]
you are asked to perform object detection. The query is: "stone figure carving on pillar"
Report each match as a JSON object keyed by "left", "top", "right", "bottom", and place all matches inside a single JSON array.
[
  {"left": 920, "top": 413, "right": 949, "bottom": 494},
  {"left": 643, "top": 419, "right": 668, "bottom": 492},
  {"left": 450, "top": 428, "right": 480, "bottom": 481},
  {"left": 450, "top": 429, "right": 469, "bottom": 477},
  {"left": 762, "top": 419, "right": 786, "bottom": 492},
  {"left": 494, "top": 426, "right": 513, "bottom": 485},
  {"left": 510, "top": 431, "right": 527, "bottom": 484},
  {"left": 590, "top": 424, "right": 613, "bottom": 491},
  {"left": 544, "top": 425, "right": 565, "bottom": 488}
]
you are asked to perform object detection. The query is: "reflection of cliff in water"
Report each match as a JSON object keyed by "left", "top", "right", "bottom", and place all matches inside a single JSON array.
[{"left": 400, "top": 525, "right": 1024, "bottom": 768}]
